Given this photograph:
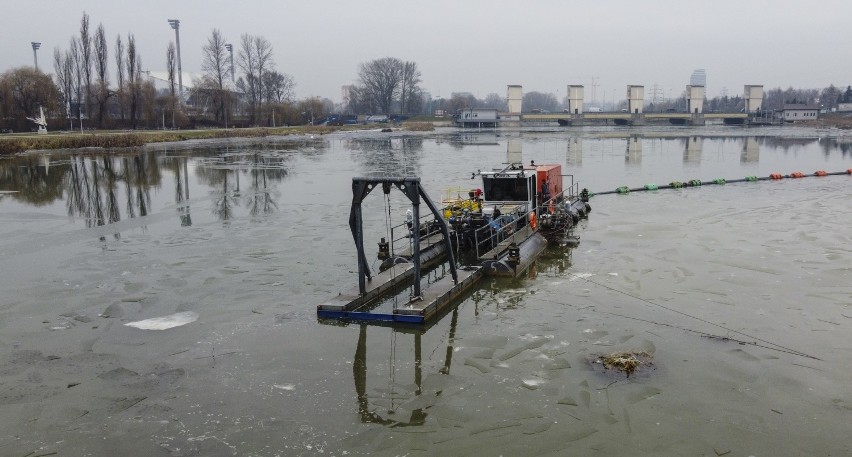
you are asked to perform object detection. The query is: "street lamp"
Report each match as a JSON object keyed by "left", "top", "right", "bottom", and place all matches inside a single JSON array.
[
  {"left": 167, "top": 19, "right": 183, "bottom": 104},
  {"left": 31, "top": 42, "right": 41, "bottom": 71},
  {"left": 224, "top": 43, "right": 234, "bottom": 82}
]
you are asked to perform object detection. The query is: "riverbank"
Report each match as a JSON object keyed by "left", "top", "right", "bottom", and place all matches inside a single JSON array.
[
  {"left": 0, "top": 122, "right": 438, "bottom": 156},
  {"left": 4, "top": 114, "right": 851, "bottom": 156}
]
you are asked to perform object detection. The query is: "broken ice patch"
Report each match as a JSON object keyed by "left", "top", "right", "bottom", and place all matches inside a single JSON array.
[{"left": 125, "top": 311, "right": 199, "bottom": 330}]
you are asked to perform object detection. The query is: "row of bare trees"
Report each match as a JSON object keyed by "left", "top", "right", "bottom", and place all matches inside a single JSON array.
[
  {"left": 196, "top": 29, "right": 297, "bottom": 126},
  {"left": 346, "top": 57, "right": 423, "bottom": 115},
  {"left": 49, "top": 12, "right": 154, "bottom": 129}
]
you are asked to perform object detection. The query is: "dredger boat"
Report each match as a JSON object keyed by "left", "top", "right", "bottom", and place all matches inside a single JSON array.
[{"left": 316, "top": 161, "right": 590, "bottom": 324}]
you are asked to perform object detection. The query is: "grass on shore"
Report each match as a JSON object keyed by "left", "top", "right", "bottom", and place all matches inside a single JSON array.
[{"left": 0, "top": 121, "right": 436, "bottom": 156}]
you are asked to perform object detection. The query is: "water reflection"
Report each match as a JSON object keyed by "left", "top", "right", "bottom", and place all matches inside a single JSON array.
[
  {"left": 347, "top": 137, "right": 424, "bottom": 177},
  {"left": 625, "top": 136, "right": 642, "bottom": 164},
  {"left": 163, "top": 155, "right": 192, "bottom": 226},
  {"left": 351, "top": 308, "right": 459, "bottom": 427},
  {"left": 566, "top": 137, "right": 582, "bottom": 165},
  {"left": 195, "top": 149, "right": 288, "bottom": 221},
  {"left": 0, "top": 154, "right": 65, "bottom": 204},
  {"left": 61, "top": 154, "right": 160, "bottom": 230},
  {"left": 742, "top": 137, "right": 760, "bottom": 163},
  {"left": 683, "top": 136, "right": 703, "bottom": 162},
  {"left": 0, "top": 145, "right": 292, "bottom": 228}
]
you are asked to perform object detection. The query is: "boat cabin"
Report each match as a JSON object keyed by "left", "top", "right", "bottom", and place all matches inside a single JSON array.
[
  {"left": 480, "top": 165, "right": 537, "bottom": 208},
  {"left": 480, "top": 163, "right": 564, "bottom": 209}
]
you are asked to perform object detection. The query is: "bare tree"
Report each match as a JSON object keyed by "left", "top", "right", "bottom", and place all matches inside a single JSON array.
[
  {"left": 262, "top": 71, "right": 295, "bottom": 104},
  {"left": 522, "top": 91, "right": 559, "bottom": 112},
  {"left": 201, "top": 29, "right": 229, "bottom": 125},
  {"left": 399, "top": 61, "right": 422, "bottom": 114},
  {"left": 53, "top": 47, "right": 73, "bottom": 125},
  {"left": 126, "top": 34, "right": 139, "bottom": 128},
  {"left": 358, "top": 57, "right": 403, "bottom": 114},
  {"left": 94, "top": 23, "right": 110, "bottom": 127},
  {"left": 237, "top": 33, "right": 274, "bottom": 124},
  {"left": 483, "top": 93, "right": 507, "bottom": 111},
  {"left": 0, "top": 67, "right": 62, "bottom": 122},
  {"left": 79, "top": 12, "right": 93, "bottom": 120},
  {"left": 114, "top": 34, "right": 125, "bottom": 120},
  {"left": 69, "top": 37, "right": 84, "bottom": 127}
]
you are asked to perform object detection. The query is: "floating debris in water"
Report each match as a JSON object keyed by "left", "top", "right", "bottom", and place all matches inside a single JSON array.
[
  {"left": 273, "top": 384, "right": 296, "bottom": 391},
  {"left": 124, "top": 311, "right": 199, "bottom": 330},
  {"left": 593, "top": 351, "right": 653, "bottom": 377}
]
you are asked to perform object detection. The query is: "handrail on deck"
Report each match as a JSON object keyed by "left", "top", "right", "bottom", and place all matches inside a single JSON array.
[{"left": 472, "top": 202, "right": 536, "bottom": 259}]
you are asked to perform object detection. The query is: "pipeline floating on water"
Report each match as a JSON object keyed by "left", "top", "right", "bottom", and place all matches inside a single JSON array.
[{"left": 594, "top": 169, "right": 852, "bottom": 196}]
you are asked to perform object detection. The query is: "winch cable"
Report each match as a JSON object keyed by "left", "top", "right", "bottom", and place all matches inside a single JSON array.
[
  {"left": 590, "top": 169, "right": 852, "bottom": 196},
  {"left": 544, "top": 272, "right": 821, "bottom": 361},
  {"left": 383, "top": 192, "right": 398, "bottom": 310}
]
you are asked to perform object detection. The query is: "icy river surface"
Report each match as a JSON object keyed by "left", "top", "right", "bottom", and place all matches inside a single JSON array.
[{"left": 1, "top": 126, "right": 851, "bottom": 456}]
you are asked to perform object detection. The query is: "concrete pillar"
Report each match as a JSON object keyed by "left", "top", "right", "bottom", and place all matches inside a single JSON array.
[
  {"left": 687, "top": 85, "right": 705, "bottom": 114},
  {"left": 744, "top": 85, "right": 763, "bottom": 112},
  {"left": 627, "top": 85, "right": 644, "bottom": 114},
  {"left": 507, "top": 85, "right": 523, "bottom": 114},
  {"left": 567, "top": 85, "right": 584, "bottom": 114}
]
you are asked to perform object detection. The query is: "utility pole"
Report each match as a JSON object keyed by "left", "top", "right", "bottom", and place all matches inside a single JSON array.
[
  {"left": 590, "top": 77, "right": 599, "bottom": 106},
  {"left": 649, "top": 84, "right": 665, "bottom": 105},
  {"left": 224, "top": 43, "right": 234, "bottom": 82},
  {"left": 168, "top": 19, "right": 183, "bottom": 104},
  {"left": 31, "top": 42, "right": 41, "bottom": 70}
]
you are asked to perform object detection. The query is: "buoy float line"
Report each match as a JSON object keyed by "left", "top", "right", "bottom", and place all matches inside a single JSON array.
[{"left": 593, "top": 169, "right": 852, "bottom": 196}]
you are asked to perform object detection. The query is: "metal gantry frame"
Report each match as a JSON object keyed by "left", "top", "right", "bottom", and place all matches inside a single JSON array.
[{"left": 349, "top": 177, "right": 458, "bottom": 297}]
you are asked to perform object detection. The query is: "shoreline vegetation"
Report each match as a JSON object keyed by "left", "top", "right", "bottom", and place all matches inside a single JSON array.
[
  {"left": 0, "top": 120, "right": 442, "bottom": 156},
  {"left": 2, "top": 114, "right": 851, "bottom": 156}
]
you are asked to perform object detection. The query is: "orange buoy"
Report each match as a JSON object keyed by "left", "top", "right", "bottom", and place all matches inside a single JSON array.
[
  {"left": 529, "top": 212, "right": 537, "bottom": 230},
  {"left": 770, "top": 173, "right": 783, "bottom": 180},
  {"left": 848, "top": 168, "right": 852, "bottom": 174},
  {"left": 815, "top": 170, "right": 827, "bottom": 176},
  {"left": 790, "top": 172, "right": 805, "bottom": 178}
]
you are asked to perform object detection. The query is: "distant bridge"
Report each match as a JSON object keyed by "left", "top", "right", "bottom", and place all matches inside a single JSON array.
[
  {"left": 520, "top": 111, "right": 751, "bottom": 126},
  {"left": 496, "top": 83, "right": 766, "bottom": 127}
]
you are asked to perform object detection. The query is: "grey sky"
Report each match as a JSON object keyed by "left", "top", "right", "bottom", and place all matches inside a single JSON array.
[{"left": 3, "top": 0, "right": 850, "bottom": 104}]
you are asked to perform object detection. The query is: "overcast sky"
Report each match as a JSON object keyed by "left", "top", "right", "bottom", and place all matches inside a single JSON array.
[{"left": 4, "top": 0, "right": 851, "bottom": 104}]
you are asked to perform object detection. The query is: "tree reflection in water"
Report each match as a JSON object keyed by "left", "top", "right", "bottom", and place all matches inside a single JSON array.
[
  {"left": 194, "top": 145, "right": 288, "bottom": 222},
  {"left": 1, "top": 144, "right": 292, "bottom": 225},
  {"left": 63, "top": 153, "right": 160, "bottom": 231},
  {"left": 346, "top": 137, "right": 423, "bottom": 177}
]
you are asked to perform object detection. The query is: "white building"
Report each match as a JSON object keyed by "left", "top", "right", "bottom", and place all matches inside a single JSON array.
[
  {"left": 778, "top": 104, "right": 820, "bottom": 121},
  {"left": 455, "top": 108, "right": 499, "bottom": 127}
]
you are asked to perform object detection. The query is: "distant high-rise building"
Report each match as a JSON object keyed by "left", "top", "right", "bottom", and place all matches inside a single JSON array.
[
  {"left": 341, "top": 85, "right": 355, "bottom": 109},
  {"left": 690, "top": 69, "right": 707, "bottom": 87}
]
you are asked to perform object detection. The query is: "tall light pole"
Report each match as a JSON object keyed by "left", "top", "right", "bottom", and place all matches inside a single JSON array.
[
  {"left": 31, "top": 42, "right": 41, "bottom": 71},
  {"left": 167, "top": 19, "right": 183, "bottom": 104},
  {"left": 224, "top": 43, "right": 234, "bottom": 82}
]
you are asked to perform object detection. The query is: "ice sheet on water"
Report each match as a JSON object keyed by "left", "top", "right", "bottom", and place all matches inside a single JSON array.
[
  {"left": 569, "top": 272, "right": 594, "bottom": 282},
  {"left": 124, "top": 311, "right": 199, "bottom": 330}
]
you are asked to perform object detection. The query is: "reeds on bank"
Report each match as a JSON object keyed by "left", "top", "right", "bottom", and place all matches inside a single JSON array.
[{"left": 0, "top": 121, "right": 441, "bottom": 156}]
